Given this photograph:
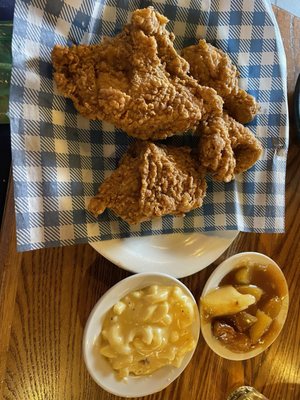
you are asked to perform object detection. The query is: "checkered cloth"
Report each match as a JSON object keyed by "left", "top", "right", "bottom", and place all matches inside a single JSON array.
[{"left": 10, "top": 0, "right": 288, "bottom": 252}]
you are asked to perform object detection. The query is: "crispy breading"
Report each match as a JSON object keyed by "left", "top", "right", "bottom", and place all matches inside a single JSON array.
[
  {"left": 88, "top": 142, "right": 207, "bottom": 224},
  {"left": 182, "top": 39, "right": 259, "bottom": 124},
  {"left": 224, "top": 88, "right": 260, "bottom": 124},
  {"left": 198, "top": 113, "right": 262, "bottom": 182},
  {"left": 182, "top": 39, "right": 239, "bottom": 98},
  {"left": 52, "top": 8, "right": 223, "bottom": 140},
  {"left": 226, "top": 113, "right": 263, "bottom": 174},
  {"left": 198, "top": 116, "right": 236, "bottom": 182}
]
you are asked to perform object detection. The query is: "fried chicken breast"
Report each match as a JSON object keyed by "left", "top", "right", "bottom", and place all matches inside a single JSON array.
[
  {"left": 52, "top": 8, "right": 223, "bottom": 140},
  {"left": 88, "top": 141, "right": 207, "bottom": 224}
]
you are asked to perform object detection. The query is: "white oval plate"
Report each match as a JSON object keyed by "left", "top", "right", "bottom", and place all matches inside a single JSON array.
[
  {"left": 83, "top": 272, "right": 200, "bottom": 397},
  {"left": 90, "top": 230, "right": 239, "bottom": 278}
]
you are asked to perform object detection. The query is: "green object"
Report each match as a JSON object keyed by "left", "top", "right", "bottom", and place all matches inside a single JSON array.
[{"left": 0, "top": 21, "right": 12, "bottom": 124}]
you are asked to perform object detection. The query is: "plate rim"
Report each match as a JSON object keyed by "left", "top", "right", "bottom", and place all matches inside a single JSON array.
[{"left": 90, "top": 230, "right": 239, "bottom": 278}]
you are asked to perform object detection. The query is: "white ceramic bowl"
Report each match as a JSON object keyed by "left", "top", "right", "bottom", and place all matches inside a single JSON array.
[
  {"left": 200, "top": 252, "right": 289, "bottom": 361},
  {"left": 83, "top": 272, "right": 200, "bottom": 397}
]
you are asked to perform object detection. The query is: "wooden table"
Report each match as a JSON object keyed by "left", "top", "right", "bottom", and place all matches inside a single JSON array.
[{"left": 1, "top": 6, "right": 300, "bottom": 400}]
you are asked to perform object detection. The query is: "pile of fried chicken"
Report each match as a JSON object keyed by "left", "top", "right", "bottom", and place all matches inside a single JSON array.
[{"left": 52, "top": 7, "right": 262, "bottom": 224}]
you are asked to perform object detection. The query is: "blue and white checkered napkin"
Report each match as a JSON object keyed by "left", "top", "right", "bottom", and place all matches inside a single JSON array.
[{"left": 9, "top": 0, "right": 288, "bottom": 251}]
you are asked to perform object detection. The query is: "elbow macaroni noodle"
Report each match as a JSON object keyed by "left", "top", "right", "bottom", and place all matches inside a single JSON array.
[{"left": 98, "top": 285, "right": 197, "bottom": 379}]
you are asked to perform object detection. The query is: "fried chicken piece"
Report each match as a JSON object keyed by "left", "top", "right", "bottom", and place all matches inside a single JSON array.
[
  {"left": 88, "top": 142, "right": 207, "bottom": 224},
  {"left": 198, "top": 116, "right": 236, "bottom": 182},
  {"left": 182, "top": 39, "right": 259, "bottom": 124},
  {"left": 223, "top": 88, "right": 260, "bottom": 124},
  {"left": 198, "top": 113, "right": 262, "bottom": 182},
  {"left": 182, "top": 39, "right": 239, "bottom": 98},
  {"left": 226, "top": 113, "right": 263, "bottom": 174},
  {"left": 52, "top": 8, "right": 223, "bottom": 140}
]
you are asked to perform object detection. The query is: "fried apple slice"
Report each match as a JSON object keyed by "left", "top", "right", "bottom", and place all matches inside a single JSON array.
[
  {"left": 236, "top": 285, "right": 264, "bottom": 302},
  {"left": 249, "top": 310, "right": 272, "bottom": 344},
  {"left": 201, "top": 285, "right": 256, "bottom": 318},
  {"left": 262, "top": 297, "right": 282, "bottom": 319}
]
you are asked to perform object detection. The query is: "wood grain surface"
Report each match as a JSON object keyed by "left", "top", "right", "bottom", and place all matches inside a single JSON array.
[
  {"left": 0, "top": 174, "right": 22, "bottom": 388},
  {"left": 1, "top": 6, "right": 300, "bottom": 400}
]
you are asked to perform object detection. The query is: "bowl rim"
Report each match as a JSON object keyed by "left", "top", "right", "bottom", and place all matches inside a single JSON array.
[
  {"left": 82, "top": 272, "right": 200, "bottom": 397},
  {"left": 200, "top": 252, "right": 289, "bottom": 361}
]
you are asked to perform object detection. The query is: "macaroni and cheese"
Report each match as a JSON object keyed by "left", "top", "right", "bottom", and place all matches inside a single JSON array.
[{"left": 98, "top": 285, "right": 197, "bottom": 379}]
